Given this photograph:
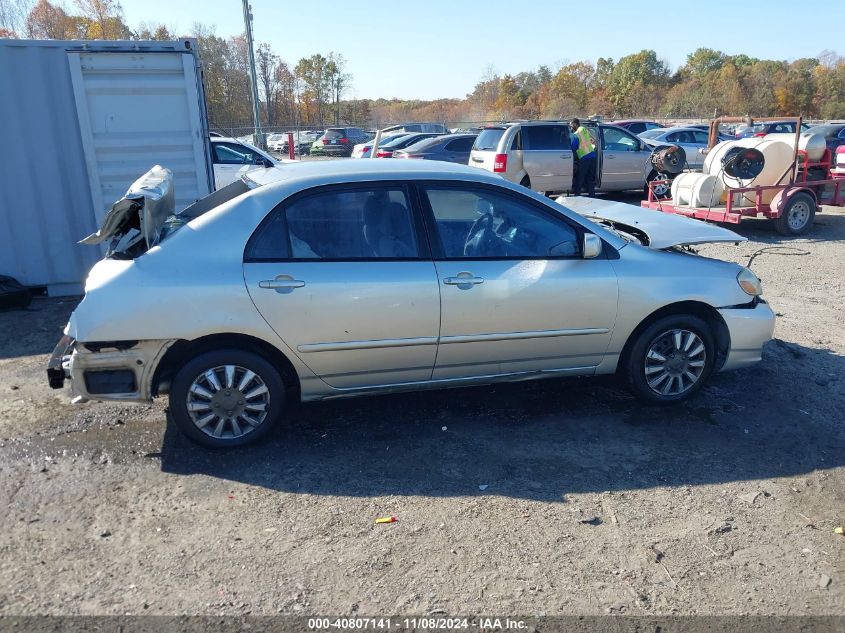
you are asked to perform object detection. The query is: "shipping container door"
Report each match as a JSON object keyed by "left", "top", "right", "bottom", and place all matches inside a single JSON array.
[{"left": 67, "top": 51, "right": 214, "bottom": 226}]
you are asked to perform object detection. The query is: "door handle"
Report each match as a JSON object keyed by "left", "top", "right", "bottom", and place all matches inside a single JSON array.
[
  {"left": 605, "top": 155, "right": 615, "bottom": 159},
  {"left": 259, "top": 277, "right": 306, "bottom": 292},
  {"left": 444, "top": 275, "right": 484, "bottom": 285},
  {"left": 560, "top": 152, "right": 572, "bottom": 158}
]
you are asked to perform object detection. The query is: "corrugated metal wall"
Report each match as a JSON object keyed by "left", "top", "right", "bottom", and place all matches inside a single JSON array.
[{"left": 0, "top": 39, "right": 212, "bottom": 295}]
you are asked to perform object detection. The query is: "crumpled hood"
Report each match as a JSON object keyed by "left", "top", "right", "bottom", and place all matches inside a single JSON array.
[
  {"left": 80, "top": 165, "right": 174, "bottom": 257},
  {"left": 557, "top": 196, "right": 746, "bottom": 249}
]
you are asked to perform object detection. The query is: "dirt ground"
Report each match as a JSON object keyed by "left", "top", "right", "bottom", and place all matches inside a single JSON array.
[{"left": 0, "top": 203, "right": 843, "bottom": 618}]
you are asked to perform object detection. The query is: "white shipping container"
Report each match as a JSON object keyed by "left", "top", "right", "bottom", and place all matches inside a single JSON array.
[{"left": 0, "top": 39, "right": 214, "bottom": 295}]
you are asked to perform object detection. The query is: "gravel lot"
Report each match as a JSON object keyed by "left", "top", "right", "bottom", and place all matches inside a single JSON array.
[{"left": 0, "top": 200, "right": 843, "bottom": 617}]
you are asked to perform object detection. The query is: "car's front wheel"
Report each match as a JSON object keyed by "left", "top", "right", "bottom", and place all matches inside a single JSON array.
[
  {"left": 169, "top": 349, "right": 286, "bottom": 448},
  {"left": 625, "top": 315, "right": 715, "bottom": 404}
]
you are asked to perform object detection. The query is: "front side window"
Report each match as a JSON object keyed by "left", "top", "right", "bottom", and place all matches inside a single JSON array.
[
  {"left": 692, "top": 131, "right": 709, "bottom": 144},
  {"left": 424, "top": 186, "right": 580, "bottom": 259},
  {"left": 247, "top": 187, "right": 418, "bottom": 260},
  {"left": 213, "top": 143, "right": 251, "bottom": 164},
  {"left": 602, "top": 127, "right": 639, "bottom": 151}
]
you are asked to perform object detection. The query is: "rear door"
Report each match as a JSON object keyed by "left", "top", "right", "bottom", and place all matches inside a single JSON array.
[
  {"left": 521, "top": 124, "right": 573, "bottom": 192},
  {"left": 243, "top": 183, "right": 441, "bottom": 389},
  {"left": 599, "top": 126, "right": 649, "bottom": 190}
]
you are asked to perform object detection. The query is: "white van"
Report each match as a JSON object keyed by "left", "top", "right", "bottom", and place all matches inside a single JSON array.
[{"left": 468, "top": 121, "right": 658, "bottom": 194}]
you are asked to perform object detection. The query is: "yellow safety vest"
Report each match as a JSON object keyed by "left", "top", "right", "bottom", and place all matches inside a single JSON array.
[{"left": 575, "top": 126, "right": 596, "bottom": 159}]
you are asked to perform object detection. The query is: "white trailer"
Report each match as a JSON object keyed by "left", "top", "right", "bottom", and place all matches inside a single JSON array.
[{"left": 0, "top": 39, "right": 214, "bottom": 295}]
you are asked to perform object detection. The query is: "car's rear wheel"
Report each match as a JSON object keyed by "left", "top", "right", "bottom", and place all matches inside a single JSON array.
[
  {"left": 774, "top": 192, "right": 815, "bottom": 236},
  {"left": 168, "top": 349, "right": 285, "bottom": 448},
  {"left": 625, "top": 315, "right": 715, "bottom": 404}
]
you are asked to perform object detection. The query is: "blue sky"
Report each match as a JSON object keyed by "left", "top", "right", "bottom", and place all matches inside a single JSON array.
[{"left": 120, "top": 0, "right": 845, "bottom": 100}]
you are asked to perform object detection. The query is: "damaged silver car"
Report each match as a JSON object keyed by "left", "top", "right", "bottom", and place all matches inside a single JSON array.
[{"left": 48, "top": 161, "right": 775, "bottom": 448}]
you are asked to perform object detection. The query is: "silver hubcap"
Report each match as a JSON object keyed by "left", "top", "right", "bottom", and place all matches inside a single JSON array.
[
  {"left": 186, "top": 365, "right": 270, "bottom": 439},
  {"left": 788, "top": 201, "right": 810, "bottom": 231},
  {"left": 644, "top": 329, "right": 706, "bottom": 396},
  {"left": 652, "top": 181, "right": 669, "bottom": 197}
]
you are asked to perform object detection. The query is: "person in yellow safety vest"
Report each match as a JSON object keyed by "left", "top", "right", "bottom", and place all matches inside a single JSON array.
[{"left": 570, "top": 118, "right": 597, "bottom": 197}]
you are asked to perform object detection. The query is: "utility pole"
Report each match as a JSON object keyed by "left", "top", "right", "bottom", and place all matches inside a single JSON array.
[{"left": 241, "top": 0, "right": 264, "bottom": 149}]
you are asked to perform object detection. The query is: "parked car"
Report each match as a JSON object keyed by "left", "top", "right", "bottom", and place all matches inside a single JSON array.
[
  {"left": 611, "top": 120, "right": 665, "bottom": 135},
  {"left": 316, "top": 127, "right": 371, "bottom": 156},
  {"left": 804, "top": 123, "right": 845, "bottom": 154},
  {"left": 638, "top": 127, "right": 712, "bottom": 170},
  {"left": 210, "top": 137, "right": 277, "bottom": 189},
  {"left": 269, "top": 132, "right": 319, "bottom": 155},
  {"left": 48, "top": 160, "right": 775, "bottom": 448},
  {"left": 468, "top": 121, "right": 665, "bottom": 194},
  {"left": 370, "top": 132, "right": 445, "bottom": 158},
  {"left": 351, "top": 133, "right": 408, "bottom": 158},
  {"left": 735, "top": 121, "right": 812, "bottom": 138},
  {"left": 393, "top": 133, "right": 478, "bottom": 164},
  {"left": 380, "top": 122, "right": 449, "bottom": 135},
  {"left": 266, "top": 133, "right": 286, "bottom": 152}
]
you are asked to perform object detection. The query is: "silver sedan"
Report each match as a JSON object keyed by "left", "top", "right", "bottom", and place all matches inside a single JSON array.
[{"left": 49, "top": 160, "right": 775, "bottom": 448}]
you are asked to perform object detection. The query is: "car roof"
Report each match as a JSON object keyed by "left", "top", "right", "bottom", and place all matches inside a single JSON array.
[{"left": 246, "top": 157, "right": 504, "bottom": 191}]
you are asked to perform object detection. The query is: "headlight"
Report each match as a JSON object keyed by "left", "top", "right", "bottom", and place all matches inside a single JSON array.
[{"left": 737, "top": 267, "right": 762, "bottom": 296}]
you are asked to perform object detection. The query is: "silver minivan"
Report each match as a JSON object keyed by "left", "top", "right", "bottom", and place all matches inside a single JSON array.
[{"left": 468, "top": 121, "right": 659, "bottom": 194}]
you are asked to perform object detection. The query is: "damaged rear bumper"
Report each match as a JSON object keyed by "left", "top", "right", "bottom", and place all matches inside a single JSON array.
[{"left": 46, "top": 336, "right": 175, "bottom": 402}]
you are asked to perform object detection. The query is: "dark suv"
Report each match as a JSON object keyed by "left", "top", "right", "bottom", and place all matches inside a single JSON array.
[{"left": 318, "top": 127, "right": 371, "bottom": 156}]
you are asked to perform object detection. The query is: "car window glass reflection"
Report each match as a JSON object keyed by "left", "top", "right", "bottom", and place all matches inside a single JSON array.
[{"left": 425, "top": 188, "right": 580, "bottom": 259}]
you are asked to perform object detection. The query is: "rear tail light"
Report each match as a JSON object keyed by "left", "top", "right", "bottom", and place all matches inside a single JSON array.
[
  {"left": 753, "top": 132, "right": 766, "bottom": 137},
  {"left": 493, "top": 153, "right": 508, "bottom": 172},
  {"left": 376, "top": 150, "right": 392, "bottom": 158},
  {"left": 321, "top": 139, "right": 329, "bottom": 144},
  {"left": 339, "top": 138, "right": 349, "bottom": 143}
]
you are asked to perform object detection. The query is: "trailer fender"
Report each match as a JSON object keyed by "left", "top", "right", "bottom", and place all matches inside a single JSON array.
[{"left": 771, "top": 186, "right": 818, "bottom": 218}]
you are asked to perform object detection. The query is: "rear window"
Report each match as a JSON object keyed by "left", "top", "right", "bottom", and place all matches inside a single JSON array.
[
  {"left": 324, "top": 129, "right": 346, "bottom": 139},
  {"left": 473, "top": 128, "right": 505, "bottom": 151}
]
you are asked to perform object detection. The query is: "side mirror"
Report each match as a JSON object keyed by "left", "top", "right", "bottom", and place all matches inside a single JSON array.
[{"left": 582, "top": 233, "right": 602, "bottom": 259}]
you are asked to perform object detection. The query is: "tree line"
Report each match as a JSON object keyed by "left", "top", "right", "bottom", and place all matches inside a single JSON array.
[
  {"left": 3, "top": 0, "right": 844, "bottom": 128},
  {"left": 0, "top": 0, "right": 354, "bottom": 129}
]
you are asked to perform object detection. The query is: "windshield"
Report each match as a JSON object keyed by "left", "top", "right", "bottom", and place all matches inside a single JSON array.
[{"left": 473, "top": 128, "right": 505, "bottom": 151}]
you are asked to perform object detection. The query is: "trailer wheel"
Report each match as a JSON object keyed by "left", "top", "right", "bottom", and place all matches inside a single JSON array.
[{"left": 775, "top": 192, "right": 815, "bottom": 236}]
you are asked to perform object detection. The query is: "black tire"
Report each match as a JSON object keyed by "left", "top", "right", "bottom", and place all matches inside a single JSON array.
[
  {"left": 774, "top": 192, "right": 816, "bottom": 236},
  {"left": 646, "top": 171, "right": 671, "bottom": 200},
  {"left": 520, "top": 175, "right": 531, "bottom": 190},
  {"left": 625, "top": 315, "right": 715, "bottom": 404},
  {"left": 168, "top": 348, "right": 286, "bottom": 448}
]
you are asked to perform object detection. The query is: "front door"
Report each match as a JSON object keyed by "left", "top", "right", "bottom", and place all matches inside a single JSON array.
[
  {"left": 243, "top": 184, "right": 441, "bottom": 389},
  {"left": 599, "top": 127, "right": 650, "bottom": 191},
  {"left": 211, "top": 142, "right": 257, "bottom": 189},
  {"left": 419, "top": 183, "right": 619, "bottom": 381}
]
